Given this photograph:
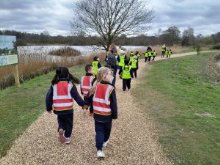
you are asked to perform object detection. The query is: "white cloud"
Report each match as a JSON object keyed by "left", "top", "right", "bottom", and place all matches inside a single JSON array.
[{"left": 0, "top": 0, "right": 219, "bottom": 36}]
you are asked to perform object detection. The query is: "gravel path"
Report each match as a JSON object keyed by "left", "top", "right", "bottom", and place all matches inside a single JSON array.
[{"left": 1, "top": 52, "right": 199, "bottom": 165}]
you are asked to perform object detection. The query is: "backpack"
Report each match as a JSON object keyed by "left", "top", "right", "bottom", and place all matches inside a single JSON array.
[{"left": 106, "top": 54, "right": 117, "bottom": 67}]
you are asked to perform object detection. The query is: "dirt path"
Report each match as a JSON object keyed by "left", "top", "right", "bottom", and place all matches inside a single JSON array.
[{"left": 0, "top": 52, "right": 201, "bottom": 165}]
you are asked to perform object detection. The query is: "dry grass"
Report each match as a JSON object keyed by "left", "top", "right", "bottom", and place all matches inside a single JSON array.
[
  {"left": 0, "top": 51, "right": 106, "bottom": 90},
  {"left": 206, "top": 54, "right": 220, "bottom": 83}
]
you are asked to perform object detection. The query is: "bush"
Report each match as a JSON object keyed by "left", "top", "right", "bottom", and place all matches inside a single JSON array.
[
  {"left": 211, "top": 44, "right": 220, "bottom": 50},
  {"left": 48, "top": 47, "right": 81, "bottom": 57}
]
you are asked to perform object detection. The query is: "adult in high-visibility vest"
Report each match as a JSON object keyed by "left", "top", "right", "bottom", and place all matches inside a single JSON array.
[
  {"left": 92, "top": 56, "right": 101, "bottom": 76},
  {"left": 46, "top": 67, "right": 88, "bottom": 144},
  {"left": 152, "top": 50, "right": 157, "bottom": 61},
  {"left": 119, "top": 60, "right": 133, "bottom": 91}
]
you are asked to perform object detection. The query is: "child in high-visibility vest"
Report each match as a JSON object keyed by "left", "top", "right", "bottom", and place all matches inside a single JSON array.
[
  {"left": 87, "top": 67, "right": 118, "bottom": 159},
  {"left": 168, "top": 49, "right": 172, "bottom": 58},
  {"left": 117, "top": 51, "right": 126, "bottom": 71},
  {"left": 165, "top": 49, "right": 169, "bottom": 58},
  {"left": 46, "top": 67, "right": 88, "bottom": 144},
  {"left": 119, "top": 59, "right": 133, "bottom": 91},
  {"left": 130, "top": 55, "right": 138, "bottom": 78},
  {"left": 152, "top": 50, "right": 157, "bottom": 61},
  {"left": 80, "top": 64, "right": 96, "bottom": 114},
  {"left": 92, "top": 56, "right": 101, "bottom": 76}
]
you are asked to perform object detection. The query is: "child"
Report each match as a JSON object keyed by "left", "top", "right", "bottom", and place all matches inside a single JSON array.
[
  {"left": 152, "top": 50, "right": 157, "bottom": 61},
  {"left": 92, "top": 56, "right": 101, "bottom": 76},
  {"left": 46, "top": 67, "right": 88, "bottom": 144},
  {"left": 88, "top": 67, "right": 118, "bottom": 158},
  {"left": 80, "top": 64, "right": 96, "bottom": 114},
  {"left": 119, "top": 59, "right": 133, "bottom": 91}
]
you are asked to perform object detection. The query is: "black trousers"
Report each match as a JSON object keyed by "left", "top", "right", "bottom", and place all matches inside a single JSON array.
[
  {"left": 95, "top": 120, "right": 112, "bottom": 150},
  {"left": 122, "top": 78, "right": 131, "bottom": 91},
  {"left": 144, "top": 57, "right": 148, "bottom": 62},
  {"left": 57, "top": 113, "right": 73, "bottom": 138},
  {"left": 132, "top": 68, "right": 137, "bottom": 78}
]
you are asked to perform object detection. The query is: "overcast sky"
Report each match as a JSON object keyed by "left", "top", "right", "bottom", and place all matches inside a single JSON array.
[{"left": 0, "top": 0, "right": 220, "bottom": 36}]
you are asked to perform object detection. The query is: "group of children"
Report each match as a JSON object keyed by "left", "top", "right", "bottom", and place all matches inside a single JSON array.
[
  {"left": 46, "top": 64, "right": 117, "bottom": 159},
  {"left": 45, "top": 45, "right": 171, "bottom": 159}
]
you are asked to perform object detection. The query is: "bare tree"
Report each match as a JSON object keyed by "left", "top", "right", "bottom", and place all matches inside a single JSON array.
[{"left": 72, "top": 0, "right": 153, "bottom": 51}]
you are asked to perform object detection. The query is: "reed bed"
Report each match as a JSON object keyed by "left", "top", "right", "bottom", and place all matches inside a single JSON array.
[{"left": 0, "top": 50, "right": 105, "bottom": 90}]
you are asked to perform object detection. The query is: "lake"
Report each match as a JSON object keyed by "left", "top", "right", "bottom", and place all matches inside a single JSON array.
[{"left": 17, "top": 45, "right": 147, "bottom": 56}]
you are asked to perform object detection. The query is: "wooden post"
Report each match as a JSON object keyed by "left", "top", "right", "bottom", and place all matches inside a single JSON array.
[{"left": 13, "top": 64, "right": 20, "bottom": 87}]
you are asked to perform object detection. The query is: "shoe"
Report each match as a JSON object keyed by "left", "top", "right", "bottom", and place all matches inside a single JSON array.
[
  {"left": 97, "top": 150, "right": 105, "bottom": 158},
  {"left": 103, "top": 140, "right": 109, "bottom": 147},
  {"left": 58, "top": 129, "right": 65, "bottom": 143},
  {"left": 65, "top": 137, "right": 71, "bottom": 144}
]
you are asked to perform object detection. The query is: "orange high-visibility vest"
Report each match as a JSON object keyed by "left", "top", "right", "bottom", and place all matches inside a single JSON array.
[
  {"left": 81, "top": 75, "right": 94, "bottom": 96},
  {"left": 53, "top": 81, "right": 74, "bottom": 111},
  {"left": 93, "top": 83, "right": 114, "bottom": 116}
]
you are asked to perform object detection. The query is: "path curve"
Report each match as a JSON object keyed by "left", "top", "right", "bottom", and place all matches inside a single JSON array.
[{"left": 0, "top": 51, "right": 204, "bottom": 165}]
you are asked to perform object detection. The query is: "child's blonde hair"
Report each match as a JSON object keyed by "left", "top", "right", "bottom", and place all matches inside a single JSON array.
[
  {"left": 88, "top": 67, "right": 112, "bottom": 96},
  {"left": 96, "top": 67, "right": 112, "bottom": 83}
]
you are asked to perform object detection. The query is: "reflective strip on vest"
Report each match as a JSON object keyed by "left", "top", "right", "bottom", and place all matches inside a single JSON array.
[
  {"left": 93, "top": 83, "right": 114, "bottom": 115},
  {"left": 81, "top": 76, "right": 94, "bottom": 96},
  {"left": 53, "top": 81, "right": 74, "bottom": 111}
]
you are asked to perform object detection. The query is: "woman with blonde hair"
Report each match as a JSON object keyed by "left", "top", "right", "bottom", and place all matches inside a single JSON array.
[{"left": 86, "top": 67, "right": 118, "bottom": 159}]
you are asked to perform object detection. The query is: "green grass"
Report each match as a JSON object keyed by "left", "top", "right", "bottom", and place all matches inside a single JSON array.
[
  {"left": 132, "top": 52, "right": 220, "bottom": 164},
  {"left": 0, "top": 65, "right": 84, "bottom": 157}
]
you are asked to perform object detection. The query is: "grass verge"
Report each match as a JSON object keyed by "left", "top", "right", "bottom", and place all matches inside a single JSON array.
[
  {"left": 132, "top": 52, "right": 220, "bottom": 164},
  {"left": 0, "top": 65, "right": 85, "bottom": 157}
]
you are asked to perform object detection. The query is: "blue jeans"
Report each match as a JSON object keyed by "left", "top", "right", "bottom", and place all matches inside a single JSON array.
[{"left": 95, "top": 120, "right": 112, "bottom": 150}]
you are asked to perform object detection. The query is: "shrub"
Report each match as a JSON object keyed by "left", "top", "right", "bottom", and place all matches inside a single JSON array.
[
  {"left": 48, "top": 47, "right": 81, "bottom": 57},
  {"left": 211, "top": 44, "right": 220, "bottom": 50}
]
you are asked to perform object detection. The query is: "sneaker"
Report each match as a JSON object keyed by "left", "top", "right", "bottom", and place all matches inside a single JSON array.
[
  {"left": 65, "top": 137, "right": 71, "bottom": 144},
  {"left": 103, "top": 140, "right": 109, "bottom": 147},
  {"left": 97, "top": 150, "right": 105, "bottom": 158},
  {"left": 58, "top": 129, "right": 65, "bottom": 143}
]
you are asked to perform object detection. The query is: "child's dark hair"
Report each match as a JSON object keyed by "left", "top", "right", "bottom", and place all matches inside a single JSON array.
[
  {"left": 124, "top": 59, "right": 129, "bottom": 65},
  {"left": 93, "top": 56, "right": 98, "bottom": 61},
  {"left": 51, "top": 67, "right": 80, "bottom": 85},
  {"left": 85, "top": 64, "right": 92, "bottom": 73}
]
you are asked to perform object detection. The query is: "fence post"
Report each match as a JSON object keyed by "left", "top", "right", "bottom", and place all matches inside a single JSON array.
[{"left": 13, "top": 64, "right": 20, "bottom": 87}]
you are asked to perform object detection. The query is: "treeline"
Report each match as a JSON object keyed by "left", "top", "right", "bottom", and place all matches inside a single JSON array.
[{"left": 1, "top": 26, "right": 220, "bottom": 47}]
